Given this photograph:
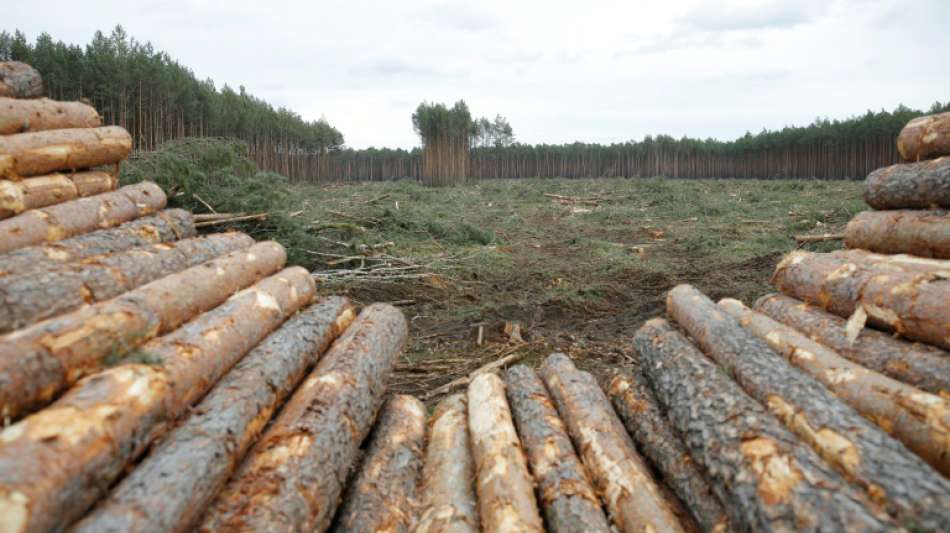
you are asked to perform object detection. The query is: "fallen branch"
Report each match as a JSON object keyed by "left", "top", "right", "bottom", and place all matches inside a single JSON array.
[
  {"left": 192, "top": 193, "right": 218, "bottom": 214},
  {"left": 194, "top": 213, "right": 267, "bottom": 227},
  {"left": 544, "top": 193, "right": 600, "bottom": 206},
  {"left": 423, "top": 343, "right": 528, "bottom": 400},
  {"left": 795, "top": 232, "right": 844, "bottom": 244},
  {"left": 193, "top": 212, "right": 246, "bottom": 222}
]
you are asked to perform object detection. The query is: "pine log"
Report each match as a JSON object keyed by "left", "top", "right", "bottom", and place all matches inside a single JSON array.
[
  {"left": 864, "top": 156, "right": 950, "bottom": 209},
  {"left": 772, "top": 251, "right": 950, "bottom": 348},
  {"left": 669, "top": 284, "right": 946, "bottom": 526},
  {"left": 414, "top": 394, "right": 480, "bottom": 533},
  {"left": 898, "top": 111, "right": 950, "bottom": 161},
  {"left": 0, "top": 181, "right": 166, "bottom": 254},
  {"left": 0, "top": 170, "right": 116, "bottom": 219},
  {"left": 0, "top": 126, "right": 131, "bottom": 179},
  {"left": 0, "top": 208, "right": 194, "bottom": 277},
  {"left": 0, "top": 62, "right": 42, "bottom": 99},
  {"left": 844, "top": 209, "right": 950, "bottom": 258},
  {"left": 0, "top": 267, "right": 315, "bottom": 533},
  {"left": 607, "top": 372, "right": 730, "bottom": 532},
  {"left": 504, "top": 365, "right": 612, "bottom": 533},
  {"left": 0, "top": 232, "right": 254, "bottom": 333},
  {"left": 539, "top": 353, "right": 686, "bottom": 533},
  {"left": 73, "top": 297, "right": 354, "bottom": 533},
  {"left": 0, "top": 97, "right": 101, "bottom": 134},
  {"left": 467, "top": 372, "right": 545, "bottom": 533},
  {"left": 334, "top": 395, "right": 426, "bottom": 533},
  {"left": 0, "top": 241, "right": 286, "bottom": 420},
  {"left": 831, "top": 248, "right": 950, "bottom": 277},
  {"left": 634, "top": 318, "right": 894, "bottom": 531},
  {"left": 198, "top": 303, "right": 407, "bottom": 532}
]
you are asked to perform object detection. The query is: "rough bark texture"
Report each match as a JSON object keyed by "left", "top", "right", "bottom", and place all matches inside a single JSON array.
[
  {"left": 0, "top": 126, "right": 132, "bottom": 179},
  {"left": 831, "top": 249, "right": 950, "bottom": 277},
  {"left": 0, "top": 62, "right": 42, "bottom": 99},
  {"left": 634, "top": 317, "right": 894, "bottom": 532},
  {"left": 74, "top": 296, "right": 354, "bottom": 533},
  {"left": 864, "top": 156, "right": 950, "bottom": 209},
  {"left": 0, "top": 241, "right": 286, "bottom": 420},
  {"left": 844, "top": 209, "right": 950, "bottom": 259},
  {"left": 467, "top": 372, "right": 545, "bottom": 533},
  {"left": 334, "top": 394, "right": 426, "bottom": 533},
  {"left": 607, "top": 372, "right": 730, "bottom": 533},
  {"left": 0, "top": 232, "right": 254, "bottom": 333},
  {"left": 504, "top": 364, "right": 612, "bottom": 533},
  {"left": 0, "top": 170, "right": 116, "bottom": 219},
  {"left": 772, "top": 250, "right": 950, "bottom": 348},
  {"left": 198, "top": 303, "right": 407, "bottom": 533},
  {"left": 0, "top": 208, "right": 194, "bottom": 277},
  {"left": 0, "top": 267, "right": 315, "bottom": 533},
  {"left": 719, "top": 297, "right": 950, "bottom": 525},
  {"left": 539, "top": 353, "right": 686, "bottom": 533},
  {"left": 0, "top": 97, "right": 101, "bottom": 134},
  {"left": 669, "top": 284, "right": 942, "bottom": 527},
  {"left": 0, "top": 181, "right": 166, "bottom": 254},
  {"left": 898, "top": 112, "right": 950, "bottom": 162},
  {"left": 415, "top": 394, "right": 480, "bottom": 533}
]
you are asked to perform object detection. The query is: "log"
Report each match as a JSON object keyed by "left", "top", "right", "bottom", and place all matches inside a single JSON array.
[
  {"left": 0, "top": 241, "right": 286, "bottom": 420},
  {"left": 0, "top": 126, "right": 132, "bottom": 179},
  {"left": 864, "top": 156, "right": 950, "bottom": 209},
  {"left": 772, "top": 250, "right": 950, "bottom": 348},
  {"left": 844, "top": 209, "right": 950, "bottom": 258},
  {"left": 668, "top": 284, "right": 947, "bottom": 527},
  {"left": 755, "top": 293, "right": 950, "bottom": 397},
  {"left": 0, "top": 62, "right": 42, "bottom": 99},
  {"left": 198, "top": 303, "right": 407, "bottom": 532},
  {"left": 334, "top": 395, "right": 426, "bottom": 533},
  {"left": 0, "top": 170, "right": 116, "bottom": 219},
  {"left": 0, "top": 208, "right": 194, "bottom": 278},
  {"left": 414, "top": 394, "right": 480, "bottom": 533},
  {"left": 0, "top": 181, "right": 166, "bottom": 254},
  {"left": 634, "top": 318, "right": 894, "bottom": 531},
  {"left": 539, "top": 353, "right": 686, "bottom": 533},
  {"left": 898, "top": 111, "right": 950, "bottom": 161},
  {"left": 466, "top": 372, "right": 544, "bottom": 533},
  {"left": 73, "top": 297, "right": 354, "bottom": 533},
  {"left": 0, "top": 267, "right": 315, "bottom": 533},
  {"left": 0, "top": 97, "right": 101, "bottom": 134},
  {"left": 504, "top": 365, "right": 612, "bottom": 533},
  {"left": 606, "top": 372, "right": 730, "bottom": 532},
  {"left": 831, "top": 248, "right": 950, "bottom": 277},
  {"left": 0, "top": 232, "right": 255, "bottom": 333}
]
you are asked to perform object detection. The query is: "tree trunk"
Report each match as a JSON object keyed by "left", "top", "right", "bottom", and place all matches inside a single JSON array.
[
  {"left": 844, "top": 209, "right": 950, "bottom": 258},
  {"left": 0, "top": 181, "right": 166, "bottom": 254},
  {"left": 0, "top": 62, "right": 43, "bottom": 99},
  {"left": 0, "top": 126, "right": 132, "bottom": 179},
  {"left": 0, "top": 97, "right": 102, "bottom": 134},
  {"left": 0, "top": 241, "right": 286, "bottom": 421},
  {"left": 0, "top": 170, "right": 116, "bottom": 219},
  {"left": 0, "top": 267, "right": 315, "bottom": 533},
  {"left": 606, "top": 372, "right": 730, "bottom": 532},
  {"left": 634, "top": 318, "right": 895, "bottom": 531},
  {"left": 772, "top": 251, "right": 950, "bottom": 348},
  {"left": 831, "top": 249, "right": 950, "bottom": 277},
  {"left": 863, "top": 156, "right": 950, "bottom": 209},
  {"left": 415, "top": 394, "right": 480, "bottom": 533},
  {"left": 73, "top": 297, "right": 354, "bottom": 533},
  {"left": 0, "top": 208, "right": 194, "bottom": 278},
  {"left": 898, "top": 112, "right": 950, "bottom": 161},
  {"left": 504, "top": 365, "right": 612, "bottom": 533},
  {"left": 198, "top": 303, "right": 407, "bottom": 532},
  {"left": 334, "top": 394, "right": 426, "bottom": 533},
  {"left": 539, "top": 353, "right": 687, "bottom": 533}
]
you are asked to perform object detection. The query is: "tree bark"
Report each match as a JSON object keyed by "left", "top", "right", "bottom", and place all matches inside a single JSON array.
[
  {"left": 864, "top": 156, "right": 950, "bottom": 209},
  {"left": 634, "top": 318, "right": 895, "bottom": 531},
  {"left": 606, "top": 372, "right": 730, "bottom": 532},
  {"left": 414, "top": 394, "right": 480, "bottom": 533},
  {"left": 831, "top": 249, "right": 950, "bottom": 277},
  {"left": 334, "top": 394, "right": 426, "bottom": 533},
  {"left": 73, "top": 296, "right": 354, "bottom": 533},
  {"left": 198, "top": 303, "right": 407, "bottom": 533},
  {"left": 0, "top": 126, "right": 132, "bottom": 179},
  {"left": 0, "top": 241, "right": 286, "bottom": 420},
  {"left": 0, "top": 170, "right": 116, "bottom": 219},
  {"left": 0, "top": 97, "right": 101, "bottom": 134},
  {"left": 898, "top": 112, "right": 950, "bottom": 162},
  {"left": 0, "top": 181, "right": 166, "bottom": 254},
  {"left": 0, "top": 62, "right": 42, "bottom": 99},
  {"left": 0, "top": 267, "right": 315, "bottom": 533},
  {"left": 0, "top": 208, "right": 194, "bottom": 278},
  {"left": 504, "top": 365, "right": 612, "bottom": 533},
  {"left": 772, "top": 251, "right": 950, "bottom": 348},
  {"left": 669, "top": 284, "right": 945, "bottom": 525},
  {"left": 844, "top": 209, "right": 950, "bottom": 259},
  {"left": 539, "top": 353, "right": 686, "bottom": 533}
]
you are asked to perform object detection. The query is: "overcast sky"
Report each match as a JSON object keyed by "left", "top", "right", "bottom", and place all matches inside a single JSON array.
[{"left": 7, "top": 0, "right": 950, "bottom": 149}]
